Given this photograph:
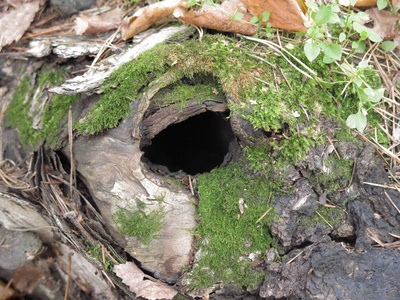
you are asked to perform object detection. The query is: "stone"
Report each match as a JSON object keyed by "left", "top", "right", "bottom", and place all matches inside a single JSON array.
[{"left": 0, "top": 227, "right": 42, "bottom": 269}]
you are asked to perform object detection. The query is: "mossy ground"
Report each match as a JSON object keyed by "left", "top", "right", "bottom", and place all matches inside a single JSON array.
[{"left": 191, "top": 159, "right": 282, "bottom": 288}]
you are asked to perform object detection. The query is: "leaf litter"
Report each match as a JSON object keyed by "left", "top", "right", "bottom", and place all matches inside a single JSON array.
[{"left": 113, "top": 262, "right": 178, "bottom": 300}]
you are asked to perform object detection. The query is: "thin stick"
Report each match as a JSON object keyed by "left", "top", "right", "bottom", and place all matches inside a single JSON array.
[
  {"left": 326, "top": 136, "right": 341, "bottom": 159},
  {"left": 0, "top": 278, "right": 14, "bottom": 300},
  {"left": 256, "top": 208, "right": 272, "bottom": 224},
  {"left": 279, "top": 67, "right": 293, "bottom": 92},
  {"left": 347, "top": 158, "right": 357, "bottom": 189},
  {"left": 101, "top": 270, "right": 115, "bottom": 288},
  {"left": 64, "top": 253, "right": 73, "bottom": 300},
  {"left": 367, "top": 228, "right": 385, "bottom": 247},
  {"left": 384, "top": 190, "right": 400, "bottom": 215},
  {"left": 188, "top": 175, "right": 194, "bottom": 196},
  {"left": 363, "top": 182, "right": 398, "bottom": 190},
  {"left": 286, "top": 250, "right": 305, "bottom": 265},
  {"left": 316, "top": 211, "right": 333, "bottom": 228},
  {"left": 68, "top": 107, "right": 75, "bottom": 199}
]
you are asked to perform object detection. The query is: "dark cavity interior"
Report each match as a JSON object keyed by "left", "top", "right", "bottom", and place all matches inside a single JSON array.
[{"left": 141, "top": 111, "right": 235, "bottom": 175}]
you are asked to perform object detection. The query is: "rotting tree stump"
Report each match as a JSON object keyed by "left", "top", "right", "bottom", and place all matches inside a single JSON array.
[{"left": 1, "top": 25, "right": 400, "bottom": 300}]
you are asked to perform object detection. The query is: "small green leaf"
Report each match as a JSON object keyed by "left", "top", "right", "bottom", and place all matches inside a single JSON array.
[
  {"left": 187, "top": 0, "right": 197, "bottom": 6},
  {"left": 250, "top": 16, "right": 259, "bottom": 24},
  {"left": 364, "top": 87, "right": 385, "bottom": 103},
  {"left": 353, "top": 22, "right": 366, "bottom": 34},
  {"left": 232, "top": 12, "right": 244, "bottom": 21},
  {"left": 262, "top": 11, "right": 271, "bottom": 22},
  {"left": 346, "top": 111, "right": 367, "bottom": 132},
  {"left": 339, "top": 32, "right": 346, "bottom": 43},
  {"left": 304, "top": 43, "right": 321, "bottom": 62},
  {"left": 313, "top": 4, "right": 332, "bottom": 25},
  {"left": 354, "top": 41, "right": 366, "bottom": 53},
  {"left": 366, "top": 29, "right": 383, "bottom": 43},
  {"left": 353, "top": 77, "right": 363, "bottom": 87},
  {"left": 205, "top": 0, "right": 215, "bottom": 5},
  {"left": 377, "top": 0, "right": 388, "bottom": 10},
  {"left": 324, "top": 43, "right": 342, "bottom": 61},
  {"left": 381, "top": 40, "right": 397, "bottom": 51},
  {"left": 322, "top": 54, "right": 335, "bottom": 64}
]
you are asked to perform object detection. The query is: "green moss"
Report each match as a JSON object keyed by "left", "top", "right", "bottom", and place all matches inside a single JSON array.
[
  {"left": 297, "top": 204, "right": 345, "bottom": 229},
  {"left": 85, "top": 243, "right": 115, "bottom": 271},
  {"left": 5, "top": 66, "right": 80, "bottom": 148},
  {"left": 190, "top": 159, "right": 283, "bottom": 289},
  {"left": 312, "top": 156, "right": 354, "bottom": 195},
  {"left": 153, "top": 83, "right": 222, "bottom": 110},
  {"left": 112, "top": 201, "right": 166, "bottom": 245}
]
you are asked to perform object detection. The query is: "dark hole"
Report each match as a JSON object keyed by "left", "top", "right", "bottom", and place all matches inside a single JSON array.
[{"left": 141, "top": 111, "right": 235, "bottom": 175}]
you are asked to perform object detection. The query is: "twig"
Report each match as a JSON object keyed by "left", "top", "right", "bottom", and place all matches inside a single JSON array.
[
  {"left": 101, "top": 270, "right": 115, "bottom": 288},
  {"left": 68, "top": 107, "right": 75, "bottom": 199},
  {"left": 384, "top": 190, "right": 400, "bottom": 215},
  {"left": 367, "top": 228, "right": 385, "bottom": 247},
  {"left": 256, "top": 207, "right": 272, "bottom": 224},
  {"left": 279, "top": 67, "right": 293, "bottom": 92},
  {"left": 286, "top": 250, "right": 305, "bottom": 265},
  {"left": 326, "top": 136, "right": 341, "bottom": 159},
  {"left": 64, "top": 253, "right": 73, "bottom": 300},
  {"left": 316, "top": 211, "right": 333, "bottom": 228},
  {"left": 188, "top": 175, "right": 194, "bottom": 196},
  {"left": 0, "top": 278, "right": 13, "bottom": 300},
  {"left": 347, "top": 158, "right": 357, "bottom": 189},
  {"left": 363, "top": 182, "right": 398, "bottom": 190}
]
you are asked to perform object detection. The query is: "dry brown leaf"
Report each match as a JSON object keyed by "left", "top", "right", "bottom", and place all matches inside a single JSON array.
[
  {"left": 12, "top": 264, "right": 47, "bottom": 294},
  {"left": 366, "top": 7, "right": 400, "bottom": 40},
  {"left": 122, "top": 0, "right": 188, "bottom": 40},
  {"left": 113, "top": 262, "right": 178, "bottom": 300},
  {"left": 175, "top": 0, "right": 256, "bottom": 36},
  {"left": 0, "top": 0, "right": 44, "bottom": 47},
  {"left": 75, "top": 8, "right": 124, "bottom": 35},
  {"left": 354, "top": 0, "right": 377, "bottom": 6},
  {"left": 241, "top": 0, "right": 307, "bottom": 32}
]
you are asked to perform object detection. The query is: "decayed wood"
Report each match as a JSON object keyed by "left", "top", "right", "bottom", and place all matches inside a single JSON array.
[{"left": 140, "top": 98, "right": 228, "bottom": 147}]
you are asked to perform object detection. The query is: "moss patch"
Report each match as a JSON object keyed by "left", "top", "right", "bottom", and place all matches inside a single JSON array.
[
  {"left": 189, "top": 156, "right": 283, "bottom": 289},
  {"left": 5, "top": 66, "right": 80, "bottom": 148},
  {"left": 112, "top": 200, "right": 166, "bottom": 245}
]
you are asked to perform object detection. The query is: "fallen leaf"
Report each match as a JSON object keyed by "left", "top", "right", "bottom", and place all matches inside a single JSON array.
[
  {"left": 241, "top": 0, "right": 308, "bottom": 32},
  {"left": 175, "top": 0, "right": 257, "bottom": 36},
  {"left": 0, "top": 0, "right": 44, "bottom": 47},
  {"left": 122, "top": 0, "right": 188, "bottom": 40},
  {"left": 75, "top": 8, "right": 124, "bottom": 35},
  {"left": 366, "top": 8, "right": 400, "bottom": 40},
  {"left": 12, "top": 264, "right": 46, "bottom": 294},
  {"left": 354, "top": 0, "right": 377, "bottom": 6},
  {"left": 113, "top": 262, "right": 178, "bottom": 300}
]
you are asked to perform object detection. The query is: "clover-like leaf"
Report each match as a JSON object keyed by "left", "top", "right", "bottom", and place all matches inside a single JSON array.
[
  {"left": 347, "top": 111, "right": 367, "bottom": 133},
  {"left": 304, "top": 42, "right": 321, "bottom": 62},
  {"left": 364, "top": 87, "right": 385, "bottom": 103}
]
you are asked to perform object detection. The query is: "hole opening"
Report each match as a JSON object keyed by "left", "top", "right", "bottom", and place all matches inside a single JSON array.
[{"left": 141, "top": 111, "right": 235, "bottom": 175}]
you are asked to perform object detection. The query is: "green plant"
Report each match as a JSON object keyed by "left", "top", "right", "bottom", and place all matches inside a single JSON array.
[
  {"left": 112, "top": 203, "right": 166, "bottom": 245},
  {"left": 300, "top": 0, "right": 392, "bottom": 132}
]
